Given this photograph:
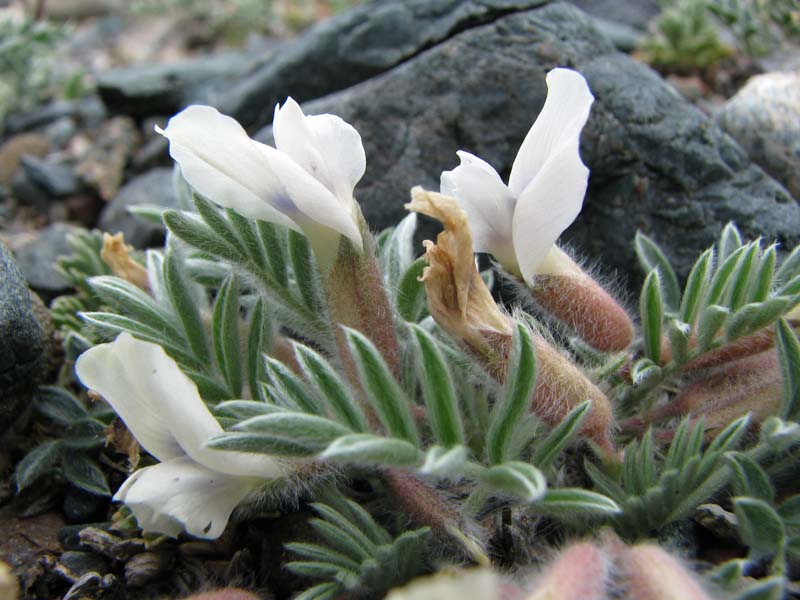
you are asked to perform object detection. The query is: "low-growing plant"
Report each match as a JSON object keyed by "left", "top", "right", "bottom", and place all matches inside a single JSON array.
[{"left": 25, "top": 68, "right": 800, "bottom": 598}]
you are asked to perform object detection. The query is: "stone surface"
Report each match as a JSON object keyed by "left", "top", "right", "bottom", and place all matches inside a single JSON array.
[
  {"left": 62, "top": 488, "right": 108, "bottom": 525},
  {"left": 716, "top": 71, "right": 800, "bottom": 200},
  {"left": 0, "top": 241, "right": 51, "bottom": 432},
  {"left": 217, "top": 0, "right": 652, "bottom": 132},
  {"left": 256, "top": 2, "right": 799, "bottom": 285},
  {"left": 96, "top": 48, "right": 274, "bottom": 119},
  {"left": 20, "top": 156, "right": 82, "bottom": 198},
  {"left": 97, "top": 167, "right": 176, "bottom": 248},
  {"left": 14, "top": 222, "right": 84, "bottom": 292},
  {"left": 57, "top": 551, "right": 109, "bottom": 578},
  {"left": 0, "top": 133, "right": 50, "bottom": 186}
]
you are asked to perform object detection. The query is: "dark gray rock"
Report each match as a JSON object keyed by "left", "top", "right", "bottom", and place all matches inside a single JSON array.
[
  {"left": 11, "top": 169, "right": 50, "bottom": 211},
  {"left": 0, "top": 241, "right": 51, "bottom": 432},
  {"left": 716, "top": 71, "right": 800, "bottom": 200},
  {"left": 96, "top": 48, "right": 275, "bottom": 119},
  {"left": 218, "top": 0, "right": 651, "bottom": 131},
  {"left": 4, "top": 96, "right": 106, "bottom": 134},
  {"left": 63, "top": 487, "right": 108, "bottom": 525},
  {"left": 21, "top": 156, "right": 82, "bottom": 197},
  {"left": 15, "top": 222, "right": 84, "bottom": 292},
  {"left": 58, "top": 551, "right": 110, "bottom": 578},
  {"left": 259, "top": 2, "right": 798, "bottom": 286},
  {"left": 97, "top": 167, "right": 176, "bottom": 248}
]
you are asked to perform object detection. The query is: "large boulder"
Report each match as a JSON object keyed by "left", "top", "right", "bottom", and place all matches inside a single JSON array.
[
  {"left": 0, "top": 241, "right": 52, "bottom": 433},
  {"left": 215, "top": 0, "right": 655, "bottom": 132},
  {"left": 256, "top": 2, "right": 798, "bottom": 286}
]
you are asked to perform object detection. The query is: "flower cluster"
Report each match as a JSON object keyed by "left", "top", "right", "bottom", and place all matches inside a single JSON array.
[{"left": 74, "top": 67, "right": 624, "bottom": 538}]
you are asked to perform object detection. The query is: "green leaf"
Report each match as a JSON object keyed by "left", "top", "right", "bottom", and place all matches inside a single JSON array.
[
  {"left": 164, "top": 210, "right": 247, "bottom": 264},
  {"left": 680, "top": 248, "right": 714, "bottom": 327},
  {"left": 257, "top": 220, "right": 288, "bottom": 286},
  {"left": 215, "top": 400, "right": 282, "bottom": 420},
  {"left": 640, "top": 270, "right": 664, "bottom": 363},
  {"left": 226, "top": 208, "right": 267, "bottom": 271},
  {"left": 776, "top": 319, "right": 800, "bottom": 421},
  {"left": 320, "top": 434, "right": 420, "bottom": 466},
  {"left": 410, "top": 325, "right": 464, "bottom": 446},
  {"left": 164, "top": 248, "right": 210, "bottom": 364},
  {"left": 635, "top": 231, "right": 680, "bottom": 312},
  {"left": 89, "top": 275, "right": 181, "bottom": 338},
  {"left": 289, "top": 230, "right": 323, "bottom": 312},
  {"left": 706, "top": 414, "right": 750, "bottom": 454},
  {"left": 537, "top": 488, "right": 621, "bottom": 515},
  {"left": 206, "top": 432, "right": 317, "bottom": 456},
  {"left": 733, "top": 578, "right": 785, "bottom": 600},
  {"left": 484, "top": 462, "right": 547, "bottom": 502},
  {"left": 80, "top": 312, "right": 201, "bottom": 370},
  {"left": 727, "top": 241, "right": 760, "bottom": 311},
  {"left": 285, "top": 542, "right": 361, "bottom": 572},
  {"left": 193, "top": 194, "right": 246, "bottom": 256},
  {"left": 718, "top": 222, "right": 743, "bottom": 262},
  {"left": 293, "top": 582, "right": 341, "bottom": 600},
  {"left": 531, "top": 400, "right": 591, "bottom": 470},
  {"left": 15, "top": 440, "right": 61, "bottom": 490},
  {"left": 293, "top": 343, "right": 368, "bottom": 433},
  {"left": 237, "top": 413, "right": 352, "bottom": 448},
  {"left": 631, "top": 358, "right": 661, "bottom": 387},
  {"left": 725, "top": 297, "right": 792, "bottom": 342},
  {"left": 665, "top": 318, "right": 691, "bottom": 365},
  {"left": 246, "top": 299, "right": 271, "bottom": 401},
  {"left": 380, "top": 212, "right": 418, "bottom": 288},
  {"left": 418, "top": 445, "right": 468, "bottom": 477},
  {"left": 396, "top": 257, "right": 427, "bottom": 322},
  {"left": 777, "top": 495, "right": 800, "bottom": 527},
  {"left": 749, "top": 245, "right": 776, "bottom": 303},
  {"left": 487, "top": 323, "right": 536, "bottom": 464},
  {"left": 266, "top": 357, "right": 324, "bottom": 415},
  {"left": 704, "top": 244, "right": 749, "bottom": 309},
  {"left": 345, "top": 329, "right": 419, "bottom": 445},
  {"left": 61, "top": 418, "right": 106, "bottom": 449},
  {"left": 212, "top": 274, "right": 242, "bottom": 397},
  {"left": 34, "top": 386, "right": 87, "bottom": 425},
  {"left": 733, "top": 497, "right": 785, "bottom": 555},
  {"left": 696, "top": 304, "right": 729, "bottom": 351},
  {"left": 775, "top": 245, "right": 800, "bottom": 286},
  {"left": 61, "top": 450, "right": 111, "bottom": 496},
  {"left": 726, "top": 452, "right": 775, "bottom": 502}
]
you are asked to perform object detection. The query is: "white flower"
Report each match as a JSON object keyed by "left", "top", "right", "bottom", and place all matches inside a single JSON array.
[
  {"left": 440, "top": 68, "right": 594, "bottom": 284},
  {"left": 75, "top": 333, "right": 287, "bottom": 539},
  {"left": 157, "top": 98, "right": 365, "bottom": 262}
]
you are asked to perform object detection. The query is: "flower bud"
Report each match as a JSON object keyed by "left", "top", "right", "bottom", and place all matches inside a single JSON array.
[
  {"left": 526, "top": 542, "right": 610, "bottom": 600},
  {"left": 407, "top": 189, "right": 615, "bottom": 454},
  {"left": 529, "top": 251, "right": 634, "bottom": 353},
  {"left": 671, "top": 349, "right": 782, "bottom": 437},
  {"left": 621, "top": 544, "right": 712, "bottom": 600}
]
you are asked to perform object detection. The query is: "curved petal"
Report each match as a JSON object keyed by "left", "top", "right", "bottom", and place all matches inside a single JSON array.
[
  {"left": 258, "top": 142, "right": 362, "bottom": 247},
  {"left": 273, "top": 98, "right": 366, "bottom": 209},
  {"left": 77, "top": 334, "right": 288, "bottom": 479},
  {"left": 114, "top": 457, "right": 262, "bottom": 539},
  {"left": 159, "top": 105, "right": 300, "bottom": 231},
  {"left": 511, "top": 140, "right": 589, "bottom": 284},
  {"left": 440, "top": 151, "right": 517, "bottom": 270},
  {"left": 76, "top": 334, "right": 183, "bottom": 462},
  {"left": 507, "top": 68, "right": 594, "bottom": 197}
]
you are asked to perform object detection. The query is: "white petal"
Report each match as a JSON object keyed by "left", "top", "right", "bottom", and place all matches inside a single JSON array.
[
  {"left": 273, "top": 98, "right": 366, "bottom": 209},
  {"left": 114, "top": 457, "right": 262, "bottom": 539},
  {"left": 507, "top": 68, "right": 594, "bottom": 197},
  {"left": 258, "top": 142, "right": 362, "bottom": 247},
  {"left": 440, "top": 151, "right": 517, "bottom": 269},
  {"left": 77, "top": 334, "right": 287, "bottom": 479},
  {"left": 75, "top": 334, "right": 184, "bottom": 462},
  {"left": 511, "top": 141, "right": 589, "bottom": 283},
  {"left": 160, "top": 105, "right": 300, "bottom": 231}
]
